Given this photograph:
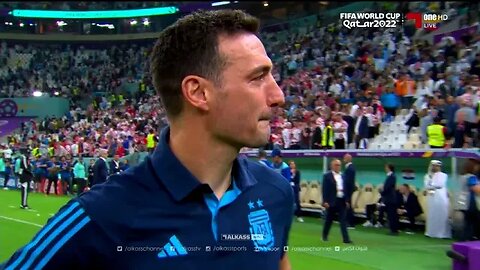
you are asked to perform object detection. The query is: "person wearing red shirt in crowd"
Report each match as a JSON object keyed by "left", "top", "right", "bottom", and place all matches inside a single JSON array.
[
  {"left": 126, "top": 105, "right": 136, "bottom": 118},
  {"left": 115, "top": 142, "right": 126, "bottom": 157}
]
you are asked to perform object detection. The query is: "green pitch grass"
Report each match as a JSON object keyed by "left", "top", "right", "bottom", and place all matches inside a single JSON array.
[{"left": 0, "top": 190, "right": 453, "bottom": 270}]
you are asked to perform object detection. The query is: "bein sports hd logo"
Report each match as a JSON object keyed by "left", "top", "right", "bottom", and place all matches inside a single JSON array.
[
  {"left": 405, "top": 12, "right": 449, "bottom": 30},
  {"left": 340, "top": 12, "right": 448, "bottom": 30}
]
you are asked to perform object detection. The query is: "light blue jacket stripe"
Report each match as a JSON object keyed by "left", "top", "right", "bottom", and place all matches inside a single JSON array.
[
  {"left": 20, "top": 208, "right": 85, "bottom": 269},
  {"left": 5, "top": 202, "right": 81, "bottom": 270},
  {"left": 34, "top": 216, "right": 91, "bottom": 270}
]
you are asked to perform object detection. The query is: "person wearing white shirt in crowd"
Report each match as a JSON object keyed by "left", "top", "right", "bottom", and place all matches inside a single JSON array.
[
  {"left": 332, "top": 113, "right": 348, "bottom": 149},
  {"left": 350, "top": 101, "right": 361, "bottom": 118},
  {"left": 364, "top": 107, "right": 376, "bottom": 142},
  {"left": 434, "top": 73, "right": 446, "bottom": 92},
  {"left": 415, "top": 80, "right": 433, "bottom": 100},
  {"left": 424, "top": 160, "right": 452, "bottom": 238},
  {"left": 70, "top": 143, "right": 79, "bottom": 157},
  {"left": 289, "top": 121, "right": 302, "bottom": 149},
  {"left": 282, "top": 122, "right": 292, "bottom": 149},
  {"left": 329, "top": 78, "right": 343, "bottom": 96}
]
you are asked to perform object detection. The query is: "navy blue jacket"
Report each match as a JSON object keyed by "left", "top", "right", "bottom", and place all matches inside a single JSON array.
[
  {"left": 356, "top": 116, "right": 369, "bottom": 139},
  {"left": 342, "top": 164, "right": 356, "bottom": 203},
  {"left": 92, "top": 158, "right": 108, "bottom": 186},
  {"left": 381, "top": 173, "right": 397, "bottom": 204},
  {"left": 322, "top": 171, "right": 351, "bottom": 206}
]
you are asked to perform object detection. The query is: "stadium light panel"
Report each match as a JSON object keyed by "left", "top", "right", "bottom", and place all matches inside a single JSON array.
[
  {"left": 211, "top": 1, "right": 231, "bottom": 7},
  {"left": 19, "top": 22, "right": 24, "bottom": 27},
  {"left": 263, "top": 2, "right": 269, "bottom": 7},
  {"left": 9, "top": 6, "right": 179, "bottom": 19}
]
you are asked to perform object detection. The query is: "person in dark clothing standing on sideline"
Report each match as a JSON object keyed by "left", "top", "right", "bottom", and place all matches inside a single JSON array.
[
  {"left": 322, "top": 159, "right": 353, "bottom": 243},
  {"left": 18, "top": 148, "right": 33, "bottom": 209},
  {"left": 382, "top": 163, "right": 399, "bottom": 235},
  {"left": 289, "top": 160, "right": 303, "bottom": 222},
  {"left": 109, "top": 155, "right": 121, "bottom": 175},
  {"left": 87, "top": 159, "right": 94, "bottom": 188},
  {"left": 92, "top": 149, "right": 109, "bottom": 186},
  {"left": 343, "top": 154, "right": 356, "bottom": 228},
  {"left": 46, "top": 156, "right": 60, "bottom": 195}
]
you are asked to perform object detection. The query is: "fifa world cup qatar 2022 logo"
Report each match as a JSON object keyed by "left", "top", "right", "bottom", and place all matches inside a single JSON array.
[{"left": 0, "top": 99, "right": 18, "bottom": 117}]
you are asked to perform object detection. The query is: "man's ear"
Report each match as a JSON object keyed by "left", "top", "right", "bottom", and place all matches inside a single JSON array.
[{"left": 181, "top": 75, "right": 211, "bottom": 112}]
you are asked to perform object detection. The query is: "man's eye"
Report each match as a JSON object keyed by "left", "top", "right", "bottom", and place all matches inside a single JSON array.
[{"left": 254, "top": 74, "right": 266, "bottom": 81}]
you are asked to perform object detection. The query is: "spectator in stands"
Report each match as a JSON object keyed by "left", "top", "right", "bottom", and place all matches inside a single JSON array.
[
  {"left": 396, "top": 184, "right": 423, "bottom": 234},
  {"left": 427, "top": 116, "right": 447, "bottom": 148},
  {"left": 452, "top": 111, "right": 473, "bottom": 148},
  {"left": 353, "top": 109, "right": 369, "bottom": 149},
  {"left": 381, "top": 88, "right": 400, "bottom": 122},
  {"left": 332, "top": 113, "right": 348, "bottom": 149},
  {"left": 310, "top": 120, "right": 322, "bottom": 149},
  {"left": 424, "top": 160, "right": 451, "bottom": 238}
]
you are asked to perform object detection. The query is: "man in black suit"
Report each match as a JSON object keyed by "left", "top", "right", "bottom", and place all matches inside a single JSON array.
[
  {"left": 397, "top": 184, "right": 423, "bottom": 234},
  {"left": 381, "top": 163, "right": 399, "bottom": 235},
  {"left": 343, "top": 154, "right": 356, "bottom": 228},
  {"left": 109, "top": 155, "right": 121, "bottom": 175},
  {"left": 92, "top": 149, "right": 109, "bottom": 187},
  {"left": 322, "top": 159, "right": 353, "bottom": 243}
]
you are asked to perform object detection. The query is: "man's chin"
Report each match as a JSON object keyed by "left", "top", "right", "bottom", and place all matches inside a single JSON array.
[{"left": 243, "top": 136, "right": 269, "bottom": 149}]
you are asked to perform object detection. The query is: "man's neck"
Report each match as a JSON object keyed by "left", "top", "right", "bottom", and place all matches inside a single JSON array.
[{"left": 169, "top": 121, "right": 238, "bottom": 200}]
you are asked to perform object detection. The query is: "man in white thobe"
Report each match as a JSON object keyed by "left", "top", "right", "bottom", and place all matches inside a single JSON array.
[{"left": 424, "top": 160, "right": 452, "bottom": 238}]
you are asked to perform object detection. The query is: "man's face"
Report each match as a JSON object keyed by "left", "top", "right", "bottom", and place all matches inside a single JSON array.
[
  {"left": 331, "top": 161, "right": 341, "bottom": 173},
  {"left": 207, "top": 33, "right": 285, "bottom": 148},
  {"left": 399, "top": 185, "right": 408, "bottom": 195},
  {"left": 273, "top": 156, "right": 281, "bottom": 164}
]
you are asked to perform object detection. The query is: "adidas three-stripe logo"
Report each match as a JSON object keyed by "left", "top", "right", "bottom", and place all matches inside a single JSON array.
[
  {"left": 6, "top": 201, "right": 91, "bottom": 270},
  {"left": 157, "top": 235, "right": 188, "bottom": 259}
]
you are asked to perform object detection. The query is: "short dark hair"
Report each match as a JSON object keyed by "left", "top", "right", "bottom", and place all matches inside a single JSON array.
[
  {"left": 258, "top": 150, "right": 267, "bottom": 159},
  {"left": 150, "top": 10, "right": 260, "bottom": 118},
  {"left": 386, "top": 163, "right": 395, "bottom": 172}
]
